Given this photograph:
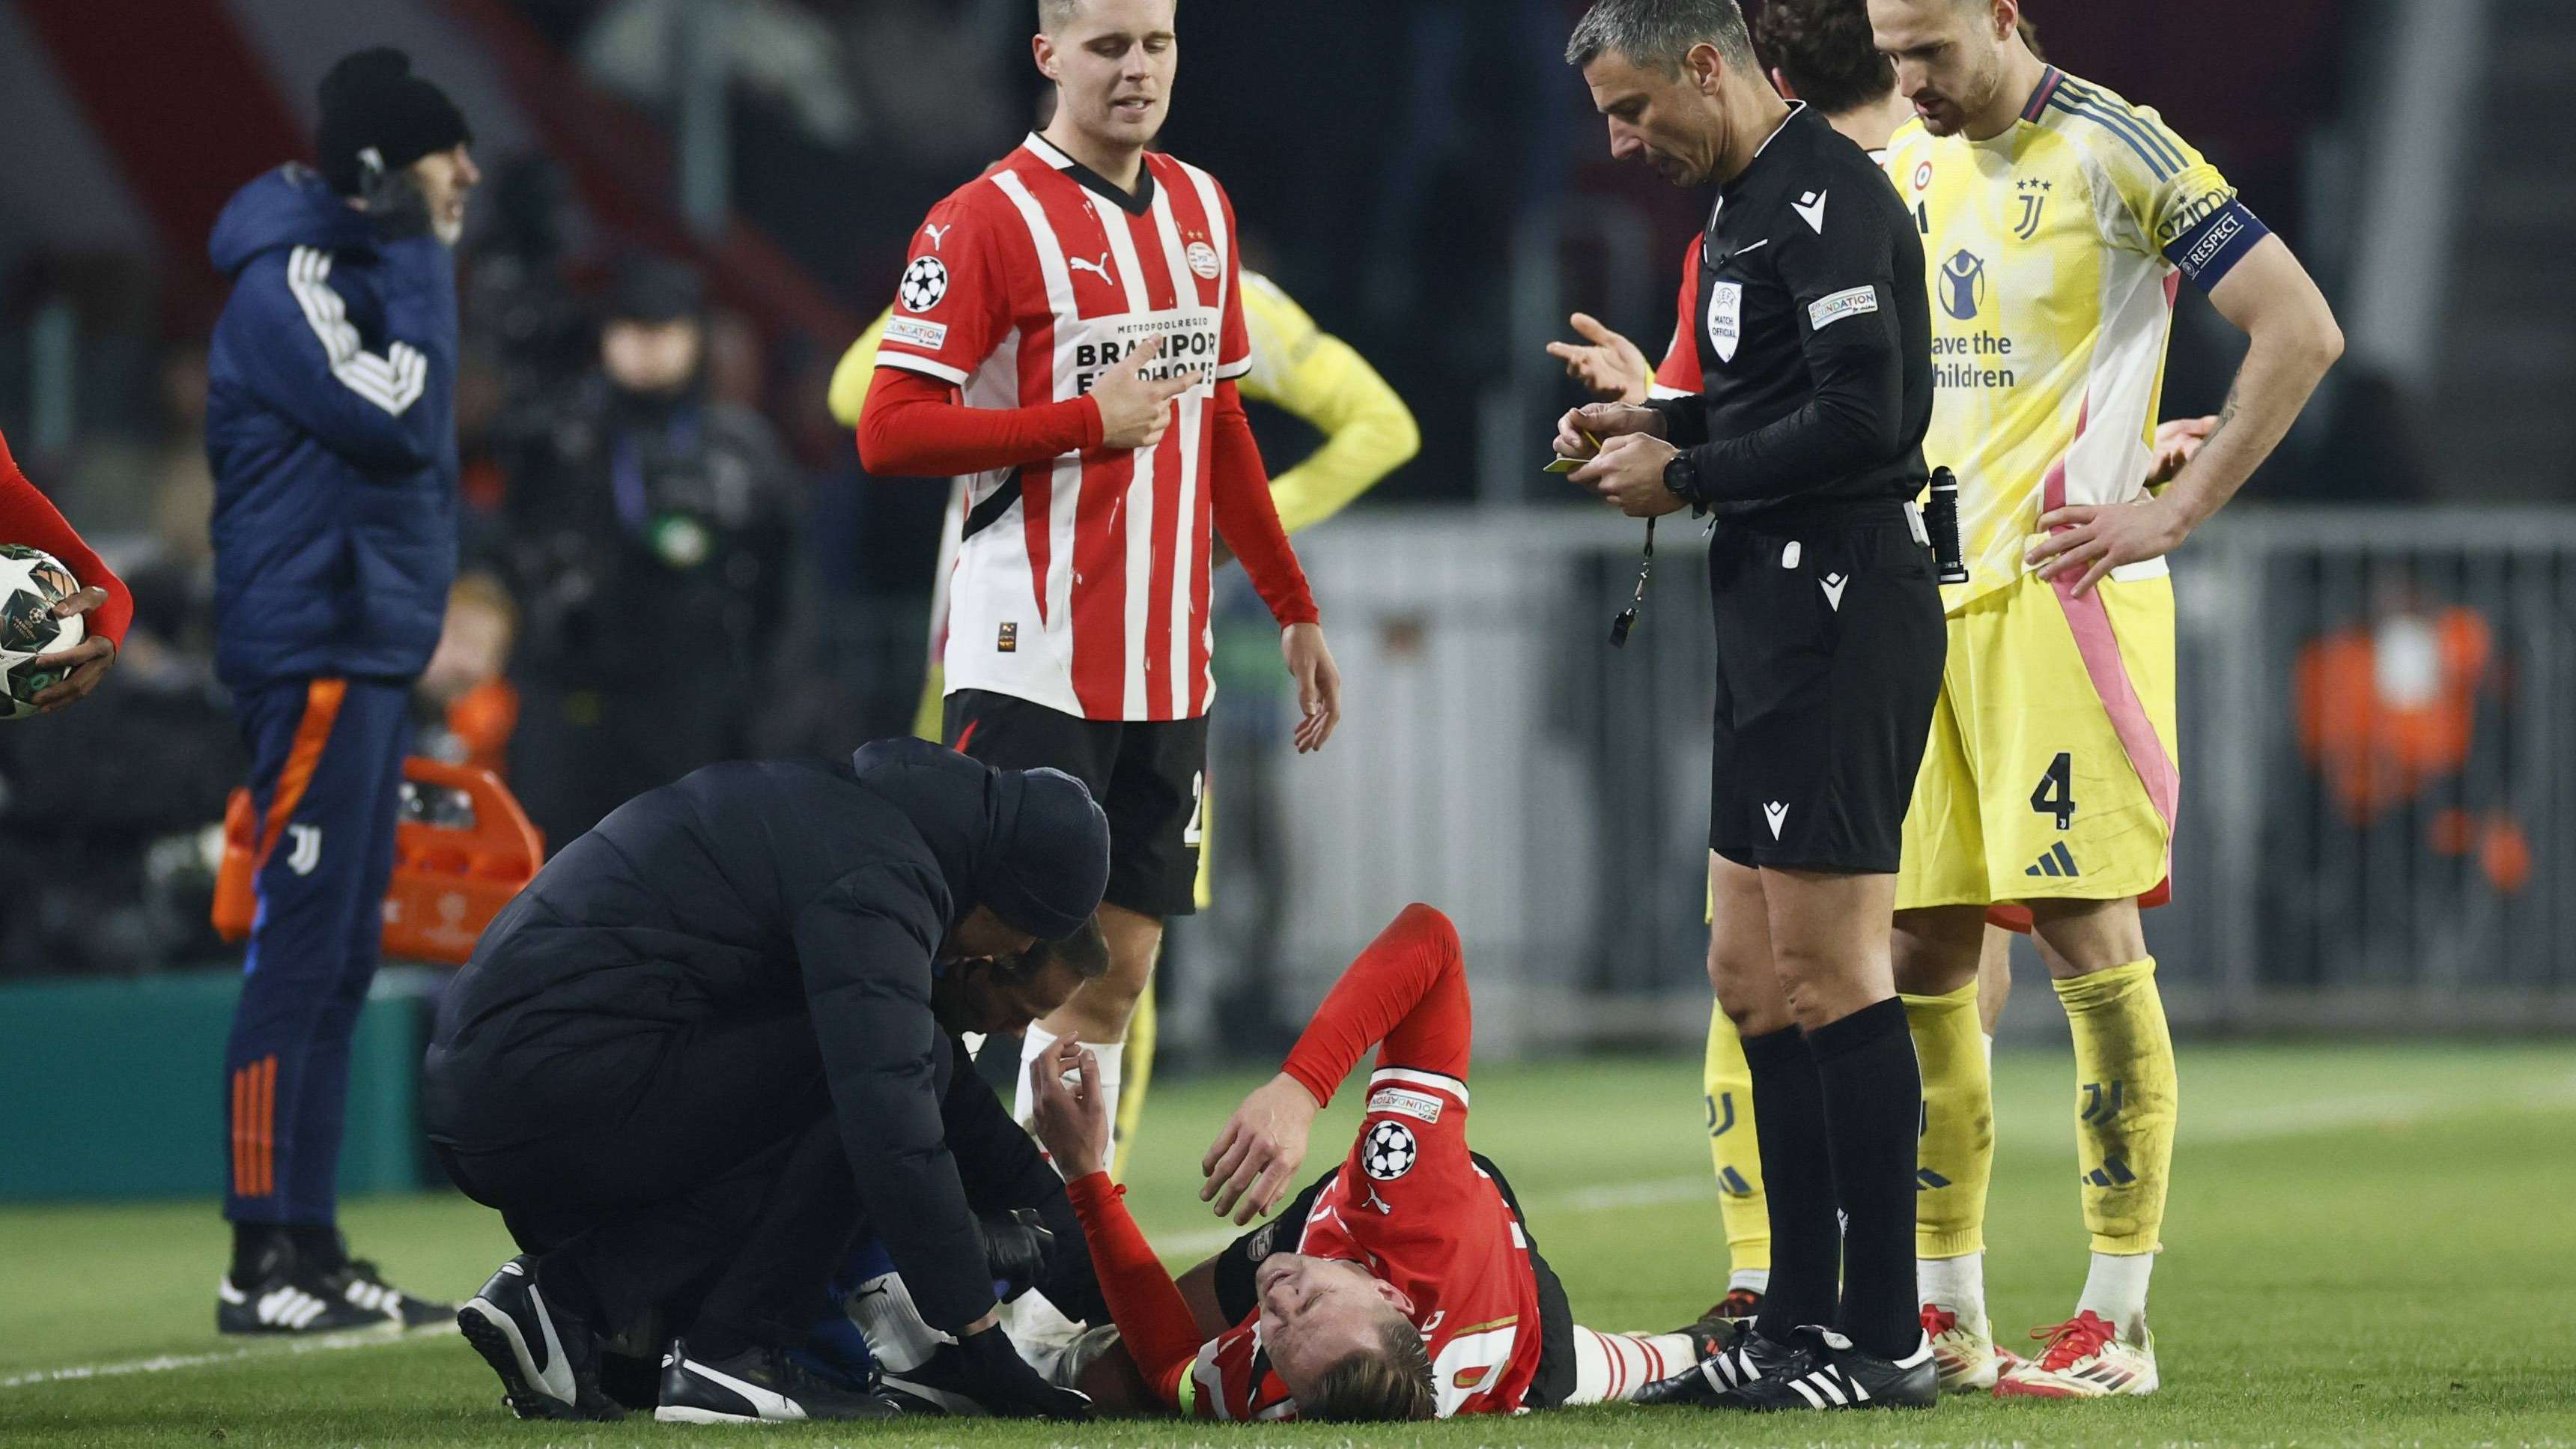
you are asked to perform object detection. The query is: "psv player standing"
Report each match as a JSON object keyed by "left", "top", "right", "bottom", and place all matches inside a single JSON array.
[{"left": 860, "top": 0, "right": 1343, "bottom": 1143}]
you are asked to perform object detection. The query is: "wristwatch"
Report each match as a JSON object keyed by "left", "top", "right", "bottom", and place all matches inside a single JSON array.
[{"left": 1662, "top": 451, "right": 1701, "bottom": 508}]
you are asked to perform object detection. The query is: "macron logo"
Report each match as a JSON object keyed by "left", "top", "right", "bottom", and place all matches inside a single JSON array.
[
  {"left": 1793, "top": 189, "right": 1829, "bottom": 234},
  {"left": 1820, "top": 573, "right": 1849, "bottom": 611},
  {"left": 1764, "top": 802, "right": 1790, "bottom": 839}
]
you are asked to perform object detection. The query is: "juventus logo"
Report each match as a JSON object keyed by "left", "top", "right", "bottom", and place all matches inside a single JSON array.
[
  {"left": 2014, "top": 178, "right": 2053, "bottom": 240},
  {"left": 283, "top": 824, "right": 323, "bottom": 877}
]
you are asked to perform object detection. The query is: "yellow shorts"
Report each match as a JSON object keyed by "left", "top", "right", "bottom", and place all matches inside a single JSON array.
[{"left": 1896, "top": 564, "right": 2179, "bottom": 911}]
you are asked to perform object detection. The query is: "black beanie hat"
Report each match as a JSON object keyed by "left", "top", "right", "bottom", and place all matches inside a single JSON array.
[
  {"left": 316, "top": 48, "right": 473, "bottom": 196},
  {"left": 979, "top": 767, "right": 1110, "bottom": 942},
  {"left": 606, "top": 255, "right": 706, "bottom": 325}
]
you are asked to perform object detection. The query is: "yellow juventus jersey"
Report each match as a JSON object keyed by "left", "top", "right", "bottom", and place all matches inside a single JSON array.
[
  {"left": 829, "top": 271, "right": 1418, "bottom": 535},
  {"left": 1883, "top": 67, "right": 2268, "bottom": 610}
]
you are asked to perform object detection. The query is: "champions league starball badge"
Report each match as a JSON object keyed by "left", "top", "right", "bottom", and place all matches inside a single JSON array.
[{"left": 1361, "top": 1120, "right": 1418, "bottom": 1181}]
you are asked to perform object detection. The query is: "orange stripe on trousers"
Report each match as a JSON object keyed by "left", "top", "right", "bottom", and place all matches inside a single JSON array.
[
  {"left": 254, "top": 678, "right": 347, "bottom": 871},
  {"left": 231, "top": 1066, "right": 249, "bottom": 1197},
  {"left": 257, "top": 1055, "right": 276, "bottom": 1198}
]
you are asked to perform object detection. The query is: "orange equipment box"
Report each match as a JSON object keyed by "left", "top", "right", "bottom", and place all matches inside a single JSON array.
[{"left": 212, "top": 759, "right": 543, "bottom": 966}]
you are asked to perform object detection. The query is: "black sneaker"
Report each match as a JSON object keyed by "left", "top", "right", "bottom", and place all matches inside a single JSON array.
[
  {"left": 1636, "top": 1317, "right": 1802, "bottom": 1405},
  {"left": 455, "top": 1257, "right": 625, "bottom": 1421},
  {"left": 321, "top": 1249, "right": 454, "bottom": 1331},
  {"left": 878, "top": 1342, "right": 993, "bottom": 1416},
  {"left": 1709, "top": 1327, "right": 1937, "bottom": 1411},
  {"left": 216, "top": 1239, "right": 399, "bottom": 1337},
  {"left": 1674, "top": 1293, "right": 1766, "bottom": 1362},
  {"left": 655, "top": 1339, "right": 902, "bottom": 1424}
]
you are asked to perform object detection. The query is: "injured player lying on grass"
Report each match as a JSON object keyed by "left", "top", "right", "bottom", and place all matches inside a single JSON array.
[{"left": 843, "top": 905, "right": 1731, "bottom": 1421}]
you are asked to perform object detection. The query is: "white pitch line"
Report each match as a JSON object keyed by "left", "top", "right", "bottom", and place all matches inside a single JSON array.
[{"left": 0, "top": 1323, "right": 445, "bottom": 1391}]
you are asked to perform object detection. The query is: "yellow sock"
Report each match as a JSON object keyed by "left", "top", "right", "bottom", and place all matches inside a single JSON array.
[
  {"left": 1111, "top": 983, "right": 1155, "bottom": 1183},
  {"left": 2054, "top": 959, "right": 2178, "bottom": 1256},
  {"left": 913, "top": 665, "right": 947, "bottom": 744},
  {"left": 1904, "top": 980, "right": 1993, "bottom": 1263},
  {"left": 1702, "top": 1002, "right": 1769, "bottom": 1283}
]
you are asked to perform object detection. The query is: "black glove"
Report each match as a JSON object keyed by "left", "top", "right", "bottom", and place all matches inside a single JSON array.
[
  {"left": 952, "top": 1325, "right": 1093, "bottom": 1420},
  {"left": 360, "top": 159, "right": 434, "bottom": 243},
  {"left": 980, "top": 1209, "right": 1055, "bottom": 1302}
]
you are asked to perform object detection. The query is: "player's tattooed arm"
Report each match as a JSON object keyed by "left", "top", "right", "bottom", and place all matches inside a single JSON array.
[{"left": 2032, "top": 235, "right": 2341, "bottom": 595}]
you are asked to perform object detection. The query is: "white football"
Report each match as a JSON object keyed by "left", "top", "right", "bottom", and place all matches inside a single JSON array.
[{"left": 0, "top": 544, "right": 85, "bottom": 720}]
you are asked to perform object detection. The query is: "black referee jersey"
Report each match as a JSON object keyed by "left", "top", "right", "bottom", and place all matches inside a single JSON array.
[
  {"left": 1648, "top": 102, "right": 1945, "bottom": 875},
  {"left": 1650, "top": 102, "right": 1933, "bottom": 520}
]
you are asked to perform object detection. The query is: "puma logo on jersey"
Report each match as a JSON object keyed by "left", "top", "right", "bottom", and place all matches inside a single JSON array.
[
  {"left": 1067, "top": 252, "right": 1115, "bottom": 285},
  {"left": 1764, "top": 801, "right": 1790, "bottom": 839},
  {"left": 922, "top": 222, "right": 951, "bottom": 249},
  {"left": 1793, "top": 189, "right": 1829, "bottom": 234}
]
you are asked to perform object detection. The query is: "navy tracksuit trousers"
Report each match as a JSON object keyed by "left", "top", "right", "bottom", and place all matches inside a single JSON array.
[{"left": 221, "top": 676, "right": 413, "bottom": 1226}]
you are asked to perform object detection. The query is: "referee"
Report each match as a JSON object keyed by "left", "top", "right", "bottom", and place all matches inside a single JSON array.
[{"left": 1558, "top": 0, "right": 1942, "bottom": 1411}]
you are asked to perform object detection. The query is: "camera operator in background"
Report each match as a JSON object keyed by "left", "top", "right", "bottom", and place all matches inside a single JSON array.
[{"left": 491, "top": 257, "right": 798, "bottom": 851}]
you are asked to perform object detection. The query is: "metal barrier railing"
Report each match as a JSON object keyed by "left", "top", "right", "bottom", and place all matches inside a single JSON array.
[{"left": 1169, "top": 505, "right": 2576, "bottom": 1054}]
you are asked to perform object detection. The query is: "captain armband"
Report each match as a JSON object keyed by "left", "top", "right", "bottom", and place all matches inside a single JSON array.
[{"left": 2163, "top": 198, "right": 2270, "bottom": 289}]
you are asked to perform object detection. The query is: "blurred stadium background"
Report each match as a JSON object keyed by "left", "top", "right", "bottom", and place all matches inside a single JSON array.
[{"left": 0, "top": 0, "right": 2570, "bottom": 1209}]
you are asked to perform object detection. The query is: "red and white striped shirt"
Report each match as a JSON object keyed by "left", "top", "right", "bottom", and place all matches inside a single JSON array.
[{"left": 868, "top": 134, "right": 1316, "bottom": 722}]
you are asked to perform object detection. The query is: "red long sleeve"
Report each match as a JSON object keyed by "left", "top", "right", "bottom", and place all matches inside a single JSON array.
[
  {"left": 1281, "top": 904, "right": 1469, "bottom": 1108},
  {"left": 856, "top": 366, "right": 1103, "bottom": 479},
  {"left": 1064, "top": 1173, "right": 1203, "bottom": 1409},
  {"left": 0, "top": 429, "right": 131, "bottom": 647},
  {"left": 1209, "top": 383, "right": 1319, "bottom": 628}
]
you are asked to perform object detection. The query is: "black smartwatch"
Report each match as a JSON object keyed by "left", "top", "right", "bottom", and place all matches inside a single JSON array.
[{"left": 1662, "top": 451, "right": 1701, "bottom": 508}]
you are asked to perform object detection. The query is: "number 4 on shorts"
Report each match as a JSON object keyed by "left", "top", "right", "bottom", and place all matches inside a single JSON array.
[{"left": 2030, "top": 752, "right": 2077, "bottom": 830}]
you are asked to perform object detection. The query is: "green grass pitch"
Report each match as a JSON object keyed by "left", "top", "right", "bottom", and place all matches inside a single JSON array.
[{"left": 4, "top": 1043, "right": 2572, "bottom": 1447}]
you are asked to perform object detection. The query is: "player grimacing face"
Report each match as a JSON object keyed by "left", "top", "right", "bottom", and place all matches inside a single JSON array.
[
  {"left": 1870, "top": 0, "right": 2013, "bottom": 138},
  {"left": 1581, "top": 47, "right": 1731, "bottom": 189},
  {"left": 1254, "top": 1254, "right": 1416, "bottom": 1395},
  {"left": 1035, "top": 0, "right": 1178, "bottom": 157}
]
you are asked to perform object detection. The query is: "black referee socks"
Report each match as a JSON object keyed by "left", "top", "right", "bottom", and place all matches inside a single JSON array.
[
  {"left": 1740, "top": 1024, "right": 1841, "bottom": 1343},
  {"left": 1807, "top": 996, "right": 1926, "bottom": 1360}
]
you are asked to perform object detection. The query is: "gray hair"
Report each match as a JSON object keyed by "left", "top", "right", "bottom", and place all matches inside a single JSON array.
[{"left": 1565, "top": 0, "right": 1761, "bottom": 76}]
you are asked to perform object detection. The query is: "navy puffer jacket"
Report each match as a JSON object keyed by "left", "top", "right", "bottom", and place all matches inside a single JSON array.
[{"left": 206, "top": 164, "right": 458, "bottom": 689}]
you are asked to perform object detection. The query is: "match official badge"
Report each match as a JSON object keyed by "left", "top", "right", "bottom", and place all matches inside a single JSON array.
[
  {"left": 997, "top": 622, "right": 1018, "bottom": 654},
  {"left": 1707, "top": 280, "right": 1743, "bottom": 363},
  {"left": 1186, "top": 240, "right": 1222, "bottom": 280}
]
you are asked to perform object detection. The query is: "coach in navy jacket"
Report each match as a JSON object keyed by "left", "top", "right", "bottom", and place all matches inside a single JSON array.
[{"left": 205, "top": 49, "right": 479, "bottom": 1337}]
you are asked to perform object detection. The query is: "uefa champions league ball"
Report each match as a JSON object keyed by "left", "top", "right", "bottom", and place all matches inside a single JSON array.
[{"left": 0, "top": 544, "right": 85, "bottom": 720}]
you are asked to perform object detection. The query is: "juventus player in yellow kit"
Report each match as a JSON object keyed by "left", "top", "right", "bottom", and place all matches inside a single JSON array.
[
  {"left": 1871, "top": 0, "right": 2342, "bottom": 1397},
  {"left": 831, "top": 272, "right": 1418, "bottom": 1167}
]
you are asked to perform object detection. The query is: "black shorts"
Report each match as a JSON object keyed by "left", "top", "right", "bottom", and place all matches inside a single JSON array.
[
  {"left": 944, "top": 689, "right": 1206, "bottom": 919},
  {"left": 1707, "top": 507, "right": 1944, "bottom": 874},
  {"left": 1208, "top": 1154, "right": 1579, "bottom": 1410}
]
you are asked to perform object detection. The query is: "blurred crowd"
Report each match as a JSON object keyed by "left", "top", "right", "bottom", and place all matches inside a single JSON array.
[{"left": 0, "top": 0, "right": 2383, "bottom": 978}]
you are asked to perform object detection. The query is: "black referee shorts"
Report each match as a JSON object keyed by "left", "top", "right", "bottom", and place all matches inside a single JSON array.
[
  {"left": 944, "top": 689, "right": 1206, "bottom": 919},
  {"left": 1707, "top": 506, "right": 1944, "bottom": 874}
]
